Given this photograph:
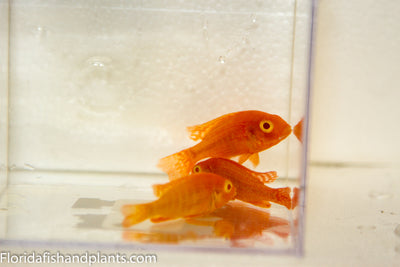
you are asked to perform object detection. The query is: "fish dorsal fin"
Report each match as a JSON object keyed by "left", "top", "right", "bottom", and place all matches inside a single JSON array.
[
  {"left": 238, "top": 153, "right": 259, "bottom": 167},
  {"left": 152, "top": 178, "right": 186, "bottom": 197},
  {"left": 152, "top": 183, "right": 170, "bottom": 197},
  {"left": 187, "top": 113, "right": 236, "bottom": 141},
  {"left": 251, "top": 171, "right": 278, "bottom": 183}
]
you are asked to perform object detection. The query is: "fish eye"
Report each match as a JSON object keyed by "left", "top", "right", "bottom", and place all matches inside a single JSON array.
[
  {"left": 260, "top": 120, "right": 274, "bottom": 133},
  {"left": 193, "top": 165, "right": 201, "bottom": 173},
  {"left": 224, "top": 181, "right": 232, "bottom": 192}
]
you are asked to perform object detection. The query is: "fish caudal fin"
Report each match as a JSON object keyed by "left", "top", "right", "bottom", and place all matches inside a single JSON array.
[
  {"left": 274, "top": 187, "right": 292, "bottom": 210},
  {"left": 121, "top": 203, "right": 151, "bottom": 227},
  {"left": 157, "top": 149, "right": 195, "bottom": 180}
]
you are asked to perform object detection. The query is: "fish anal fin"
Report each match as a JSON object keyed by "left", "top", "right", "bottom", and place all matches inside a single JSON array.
[
  {"left": 121, "top": 203, "right": 151, "bottom": 227},
  {"left": 252, "top": 171, "right": 278, "bottom": 183}
]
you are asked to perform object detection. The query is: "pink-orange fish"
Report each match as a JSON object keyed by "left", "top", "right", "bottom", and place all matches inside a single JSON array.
[
  {"left": 193, "top": 158, "right": 292, "bottom": 209},
  {"left": 157, "top": 110, "right": 292, "bottom": 180},
  {"left": 122, "top": 173, "right": 236, "bottom": 227}
]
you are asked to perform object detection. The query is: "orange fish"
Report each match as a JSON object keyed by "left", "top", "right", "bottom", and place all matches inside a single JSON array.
[
  {"left": 157, "top": 110, "right": 292, "bottom": 180},
  {"left": 193, "top": 158, "right": 292, "bottom": 209},
  {"left": 210, "top": 202, "right": 290, "bottom": 246},
  {"left": 293, "top": 118, "right": 304, "bottom": 142},
  {"left": 185, "top": 202, "right": 290, "bottom": 247},
  {"left": 122, "top": 173, "right": 236, "bottom": 227}
]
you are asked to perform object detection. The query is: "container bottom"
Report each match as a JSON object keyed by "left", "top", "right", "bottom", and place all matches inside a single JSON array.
[{"left": 0, "top": 171, "right": 299, "bottom": 252}]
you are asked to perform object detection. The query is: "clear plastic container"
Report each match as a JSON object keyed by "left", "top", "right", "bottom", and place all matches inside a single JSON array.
[{"left": 0, "top": 0, "right": 314, "bottom": 256}]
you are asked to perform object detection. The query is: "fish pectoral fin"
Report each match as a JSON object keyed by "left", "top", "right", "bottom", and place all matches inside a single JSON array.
[
  {"left": 248, "top": 153, "right": 260, "bottom": 167},
  {"left": 150, "top": 217, "right": 172, "bottom": 223}
]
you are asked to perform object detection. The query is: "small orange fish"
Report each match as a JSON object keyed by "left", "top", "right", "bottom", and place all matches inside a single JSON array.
[
  {"left": 210, "top": 202, "right": 290, "bottom": 246},
  {"left": 185, "top": 202, "right": 290, "bottom": 247},
  {"left": 157, "top": 110, "right": 292, "bottom": 180},
  {"left": 293, "top": 118, "right": 304, "bottom": 142},
  {"left": 193, "top": 158, "right": 292, "bottom": 209},
  {"left": 122, "top": 173, "right": 236, "bottom": 227}
]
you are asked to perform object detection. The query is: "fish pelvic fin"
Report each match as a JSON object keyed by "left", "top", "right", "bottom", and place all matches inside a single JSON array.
[
  {"left": 157, "top": 148, "right": 195, "bottom": 180},
  {"left": 248, "top": 153, "right": 260, "bottom": 167},
  {"left": 121, "top": 203, "right": 151, "bottom": 227},
  {"left": 252, "top": 171, "right": 278, "bottom": 183}
]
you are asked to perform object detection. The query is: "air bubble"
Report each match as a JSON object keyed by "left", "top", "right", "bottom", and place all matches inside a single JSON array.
[
  {"left": 394, "top": 224, "right": 400, "bottom": 237},
  {"left": 368, "top": 191, "right": 392, "bottom": 199},
  {"left": 218, "top": 56, "right": 225, "bottom": 64},
  {"left": 357, "top": 225, "right": 376, "bottom": 230},
  {"left": 23, "top": 163, "right": 35, "bottom": 171},
  {"left": 92, "top": 61, "right": 105, "bottom": 68},
  {"left": 9, "top": 164, "right": 16, "bottom": 171},
  {"left": 33, "top": 26, "right": 50, "bottom": 38},
  {"left": 86, "top": 56, "right": 111, "bottom": 68},
  {"left": 74, "top": 56, "right": 128, "bottom": 115}
]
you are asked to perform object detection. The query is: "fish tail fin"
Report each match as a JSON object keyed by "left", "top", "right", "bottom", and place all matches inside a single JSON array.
[
  {"left": 274, "top": 187, "right": 292, "bottom": 210},
  {"left": 253, "top": 171, "right": 278, "bottom": 183},
  {"left": 121, "top": 203, "right": 152, "bottom": 227},
  {"left": 157, "top": 148, "right": 195, "bottom": 180}
]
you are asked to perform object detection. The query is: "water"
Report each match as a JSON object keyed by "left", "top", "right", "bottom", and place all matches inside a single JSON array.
[{"left": 1, "top": 0, "right": 313, "bottom": 255}]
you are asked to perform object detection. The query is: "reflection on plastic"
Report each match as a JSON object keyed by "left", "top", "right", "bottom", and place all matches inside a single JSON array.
[
  {"left": 122, "top": 202, "right": 290, "bottom": 248},
  {"left": 292, "top": 187, "right": 300, "bottom": 209}
]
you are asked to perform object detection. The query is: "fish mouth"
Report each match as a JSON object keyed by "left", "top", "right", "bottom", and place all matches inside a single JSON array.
[{"left": 279, "top": 126, "right": 292, "bottom": 141}]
